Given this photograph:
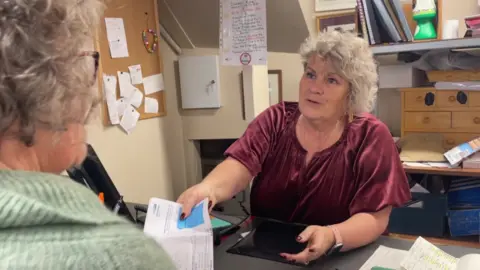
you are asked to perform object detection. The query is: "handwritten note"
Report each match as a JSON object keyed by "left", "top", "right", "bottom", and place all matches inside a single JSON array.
[
  {"left": 116, "top": 98, "right": 127, "bottom": 117},
  {"left": 104, "top": 18, "right": 129, "bottom": 58},
  {"left": 143, "top": 74, "right": 164, "bottom": 95},
  {"left": 102, "top": 74, "right": 119, "bottom": 125},
  {"left": 128, "top": 64, "right": 143, "bottom": 85},
  {"left": 127, "top": 88, "right": 143, "bottom": 108},
  {"left": 400, "top": 237, "right": 459, "bottom": 270},
  {"left": 120, "top": 105, "right": 140, "bottom": 135},
  {"left": 220, "top": 0, "right": 267, "bottom": 66},
  {"left": 144, "top": 97, "right": 159, "bottom": 114},
  {"left": 117, "top": 71, "right": 134, "bottom": 98}
]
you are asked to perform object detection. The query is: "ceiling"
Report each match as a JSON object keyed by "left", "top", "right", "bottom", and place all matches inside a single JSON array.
[{"left": 157, "top": 0, "right": 309, "bottom": 53}]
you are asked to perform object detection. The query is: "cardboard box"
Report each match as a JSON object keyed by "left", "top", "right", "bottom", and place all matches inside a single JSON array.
[{"left": 444, "top": 137, "right": 480, "bottom": 166}]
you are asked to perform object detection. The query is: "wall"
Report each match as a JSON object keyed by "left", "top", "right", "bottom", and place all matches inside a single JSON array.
[
  {"left": 180, "top": 49, "right": 303, "bottom": 140},
  {"left": 86, "top": 38, "right": 187, "bottom": 204}
]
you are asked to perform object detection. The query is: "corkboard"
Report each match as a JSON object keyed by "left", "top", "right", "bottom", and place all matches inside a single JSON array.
[{"left": 95, "top": 0, "right": 166, "bottom": 126}]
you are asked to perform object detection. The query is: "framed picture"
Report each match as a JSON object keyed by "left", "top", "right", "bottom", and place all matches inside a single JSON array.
[
  {"left": 268, "top": 70, "right": 283, "bottom": 106},
  {"left": 315, "top": 0, "right": 356, "bottom": 12},
  {"left": 316, "top": 11, "right": 358, "bottom": 34}
]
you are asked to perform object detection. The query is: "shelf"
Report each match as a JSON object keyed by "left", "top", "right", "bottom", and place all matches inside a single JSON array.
[
  {"left": 371, "top": 37, "right": 480, "bottom": 55},
  {"left": 404, "top": 166, "right": 480, "bottom": 177}
]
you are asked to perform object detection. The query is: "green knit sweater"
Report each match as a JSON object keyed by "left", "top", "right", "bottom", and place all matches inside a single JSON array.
[{"left": 0, "top": 170, "right": 176, "bottom": 269}]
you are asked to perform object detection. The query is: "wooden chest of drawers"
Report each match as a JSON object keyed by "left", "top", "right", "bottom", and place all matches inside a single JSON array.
[{"left": 401, "top": 87, "right": 480, "bottom": 150}]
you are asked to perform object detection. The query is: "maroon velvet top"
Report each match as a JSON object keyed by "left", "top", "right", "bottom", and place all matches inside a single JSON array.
[{"left": 225, "top": 102, "right": 411, "bottom": 226}]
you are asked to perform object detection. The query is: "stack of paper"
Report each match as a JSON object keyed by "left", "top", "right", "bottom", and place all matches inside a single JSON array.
[
  {"left": 463, "top": 152, "right": 480, "bottom": 169},
  {"left": 359, "top": 246, "right": 407, "bottom": 270},
  {"left": 143, "top": 198, "right": 214, "bottom": 270},
  {"left": 360, "top": 237, "right": 480, "bottom": 270},
  {"left": 400, "top": 237, "right": 458, "bottom": 270}
]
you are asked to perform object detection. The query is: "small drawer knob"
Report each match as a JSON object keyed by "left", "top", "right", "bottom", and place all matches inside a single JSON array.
[
  {"left": 449, "top": 96, "right": 456, "bottom": 102},
  {"left": 423, "top": 117, "right": 430, "bottom": 124},
  {"left": 446, "top": 139, "right": 455, "bottom": 145},
  {"left": 416, "top": 96, "right": 423, "bottom": 102},
  {"left": 457, "top": 91, "right": 468, "bottom": 104},
  {"left": 424, "top": 92, "right": 435, "bottom": 106},
  {"left": 474, "top": 117, "right": 480, "bottom": 124}
]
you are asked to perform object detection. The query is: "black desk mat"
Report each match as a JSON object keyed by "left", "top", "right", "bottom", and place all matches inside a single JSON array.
[{"left": 226, "top": 217, "right": 317, "bottom": 267}]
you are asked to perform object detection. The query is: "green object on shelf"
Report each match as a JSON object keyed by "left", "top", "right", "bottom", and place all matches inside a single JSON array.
[
  {"left": 412, "top": 0, "right": 437, "bottom": 40},
  {"left": 371, "top": 267, "right": 395, "bottom": 270}
]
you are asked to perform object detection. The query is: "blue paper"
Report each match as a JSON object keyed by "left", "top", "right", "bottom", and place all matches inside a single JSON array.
[{"left": 177, "top": 201, "right": 205, "bottom": 229}]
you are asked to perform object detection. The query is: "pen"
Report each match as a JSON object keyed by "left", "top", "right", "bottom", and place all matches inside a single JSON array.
[
  {"left": 98, "top": 192, "right": 104, "bottom": 203},
  {"left": 371, "top": 267, "right": 395, "bottom": 270},
  {"left": 113, "top": 195, "right": 123, "bottom": 214}
]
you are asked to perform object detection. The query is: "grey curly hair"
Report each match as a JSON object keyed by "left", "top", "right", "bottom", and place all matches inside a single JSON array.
[
  {"left": 299, "top": 31, "right": 378, "bottom": 114},
  {"left": 0, "top": 0, "right": 104, "bottom": 146}
]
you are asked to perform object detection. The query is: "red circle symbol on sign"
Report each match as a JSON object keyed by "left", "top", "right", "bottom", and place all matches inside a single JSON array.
[{"left": 240, "top": 53, "right": 251, "bottom": 65}]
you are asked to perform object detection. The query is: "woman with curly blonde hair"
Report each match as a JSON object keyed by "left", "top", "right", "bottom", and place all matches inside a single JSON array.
[
  {"left": 0, "top": 0, "right": 174, "bottom": 268},
  {"left": 178, "top": 31, "right": 411, "bottom": 264}
]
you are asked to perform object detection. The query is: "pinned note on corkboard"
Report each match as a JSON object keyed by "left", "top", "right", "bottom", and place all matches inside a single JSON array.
[{"left": 95, "top": 0, "right": 166, "bottom": 127}]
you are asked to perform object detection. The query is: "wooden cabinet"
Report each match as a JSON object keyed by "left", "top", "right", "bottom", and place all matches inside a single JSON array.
[
  {"left": 401, "top": 87, "right": 480, "bottom": 150},
  {"left": 404, "top": 112, "right": 451, "bottom": 130}
]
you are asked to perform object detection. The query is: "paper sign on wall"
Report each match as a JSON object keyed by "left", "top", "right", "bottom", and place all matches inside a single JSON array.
[
  {"left": 128, "top": 64, "right": 143, "bottom": 85},
  {"left": 116, "top": 98, "right": 127, "bottom": 117},
  {"left": 120, "top": 105, "right": 140, "bottom": 135},
  {"left": 117, "top": 71, "right": 135, "bottom": 97},
  {"left": 128, "top": 87, "right": 144, "bottom": 108},
  {"left": 105, "top": 18, "right": 129, "bottom": 58},
  {"left": 143, "top": 74, "right": 164, "bottom": 95},
  {"left": 103, "top": 74, "right": 120, "bottom": 125},
  {"left": 144, "top": 97, "right": 159, "bottom": 113},
  {"left": 219, "top": 0, "right": 267, "bottom": 66}
]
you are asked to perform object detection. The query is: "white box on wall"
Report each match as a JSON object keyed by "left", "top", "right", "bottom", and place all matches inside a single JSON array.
[
  {"left": 378, "top": 64, "right": 425, "bottom": 89},
  {"left": 179, "top": 55, "right": 221, "bottom": 109}
]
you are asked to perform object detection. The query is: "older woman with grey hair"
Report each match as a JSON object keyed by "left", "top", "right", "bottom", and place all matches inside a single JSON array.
[
  {"left": 0, "top": 0, "right": 175, "bottom": 269},
  {"left": 178, "top": 31, "right": 411, "bottom": 264}
]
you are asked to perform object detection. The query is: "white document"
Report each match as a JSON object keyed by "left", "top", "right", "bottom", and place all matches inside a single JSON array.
[
  {"left": 219, "top": 0, "right": 267, "bottom": 65},
  {"left": 143, "top": 198, "right": 214, "bottom": 270},
  {"left": 127, "top": 87, "right": 143, "bottom": 108},
  {"left": 117, "top": 71, "right": 135, "bottom": 97},
  {"left": 116, "top": 98, "right": 127, "bottom": 117},
  {"left": 102, "top": 74, "right": 120, "bottom": 125},
  {"left": 128, "top": 64, "right": 143, "bottom": 85},
  {"left": 401, "top": 237, "right": 459, "bottom": 270},
  {"left": 403, "top": 162, "right": 431, "bottom": 168},
  {"left": 359, "top": 246, "right": 407, "bottom": 270},
  {"left": 143, "top": 74, "right": 164, "bottom": 94},
  {"left": 119, "top": 105, "right": 140, "bottom": 135},
  {"left": 157, "top": 235, "right": 193, "bottom": 270},
  {"left": 144, "top": 97, "right": 159, "bottom": 113},
  {"left": 456, "top": 254, "right": 480, "bottom": 270},
  {"left": 104, "top": 18, "right": 129, "bottom": 58}
]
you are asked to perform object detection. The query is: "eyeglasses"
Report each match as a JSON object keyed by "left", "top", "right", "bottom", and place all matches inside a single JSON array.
[{"left": 80, "top": 51, "right": 100, "bottom": 84}]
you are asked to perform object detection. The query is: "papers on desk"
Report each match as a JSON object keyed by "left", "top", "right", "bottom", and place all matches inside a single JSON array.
[
  {"left": 359, "top": 246, "right": 407, "bottom": 270},
  {"left": 400, "top": 237, "right": 458, "bottom": 270},
  {"left": 360, "top": 237, "right": 480, "bottom": 270},
  {"left": 143, "top": 198, "right": 214, "bottom": 270},
  {"left": 403, "top": 161, "right": 454, "bottom": 169}
]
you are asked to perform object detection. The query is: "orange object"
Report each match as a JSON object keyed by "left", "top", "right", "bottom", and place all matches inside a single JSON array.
[{"left": 98, "top": 192, "right": 104, "bottom": 203}]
